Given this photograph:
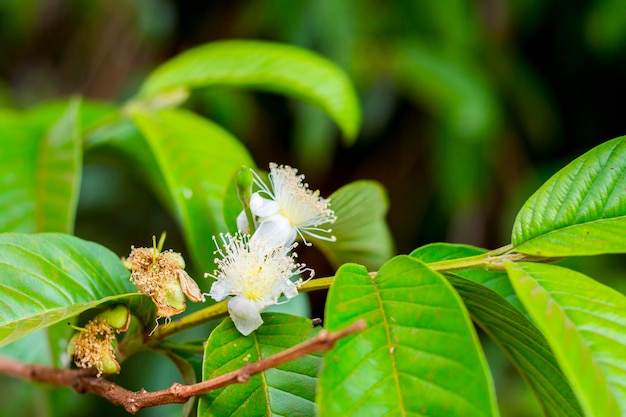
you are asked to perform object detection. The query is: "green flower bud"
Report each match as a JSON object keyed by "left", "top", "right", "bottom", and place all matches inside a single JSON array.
[
  {"left": 99, "top": 353, "right": 121, "bottom": 375},
  {"left": 236, "top": 166, "right": 256, "bottom": 234},
  {"left": 236, "top": 166, "right": 254, "bottom": 204},
  {"left": 96, "top": 304, "right": 130, "bottom": 332}
]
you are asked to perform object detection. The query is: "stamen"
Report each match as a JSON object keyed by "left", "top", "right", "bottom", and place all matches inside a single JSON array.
[{"left": 206, "top": 232, "right": 310, "bottom": 335}]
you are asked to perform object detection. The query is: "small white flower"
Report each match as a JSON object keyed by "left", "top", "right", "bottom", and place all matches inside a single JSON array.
[
  {"left": 238, "top": 163, "right": 337, "bottom": 247},
  {"left": 205, "top": 233, "right": 312, "bottom": 335}
]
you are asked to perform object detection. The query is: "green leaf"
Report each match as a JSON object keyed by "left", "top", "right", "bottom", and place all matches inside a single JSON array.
[
  {"left": 506, "top": 262, "right": 626, "bottom": 416},
  {"left": 0, "top": 233, "right": 138, "bottom": 347},
  {"left": 132, "top": 108, "right": 254, "bottom": 273},
  {"left": 139, "top": 40, "right": 361, "bottom": 141},
  {"left": 0, "top": 321, "right": 75, "bottom": 367},
  {"left": 311, "top": 180, "right": 394, "bottom": 270},
  {"left": 84, "top": 116, "right": 175, "bottom": 209},
  {"left": 411, "top": 244, "right": 583, "bottom": 417},
  {"left": 198, "top": 313, "right": 322, "bottom": 417},
  {"left": 512, "top": 136, "right": 626, "bottom": 256},
  {"left": 0, "top": 99, "right": 81, "bottom": 233},
  {"left": 318, "top": 256, "right": 499, "bottom": 416},
  {"left": 76, "top": 99, "right": 119, "bottom": 132}
]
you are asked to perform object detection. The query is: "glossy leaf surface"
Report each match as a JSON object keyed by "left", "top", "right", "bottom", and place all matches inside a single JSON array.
[
  {"left": 318, "top": 256, "right": 498, "bottom": 416},
  {"left": 0, "top": 233, "right": 137, "bottom": 347},
  {"left": 412, "top": 243, "right": 582, "bottom": 417},
  {"left": 139, "top": 40, "right": 361, "bottom": 140},
  {"left": 132, "top": 108, "right": 254, "bottom": 273},
  {"left": 199, "top": 313, "right": 322, "bottom": 417},
  {"left": 506, "top": 262, "right": 626, "bottom": 417},
  {"left": 512, "top": 136, "right": 626, "bottom": 256},
  {"left": 0, "top": 100, "right": 81, "bottom": 233},
  {"left": 311, "top": 180, "right": 394, "bottom": 270}
]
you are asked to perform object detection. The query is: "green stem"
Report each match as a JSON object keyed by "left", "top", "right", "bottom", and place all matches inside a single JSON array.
[
  {"left": 426, "top": 252, "right": 491, "bottom": 272},
  {"left": 300, "top": 277, "right": 333, "bottom": 292},
  {"left": 425, "top": 244, "right": 514, "bottom": 272},
  {"left": 243, "top": 203, "right": 256, "bottom": 235},
  {"left": 148, "top": 301, "right": 229, "bottom": 345}
]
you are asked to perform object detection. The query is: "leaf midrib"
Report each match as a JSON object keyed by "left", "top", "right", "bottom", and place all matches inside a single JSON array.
[
  {"left": 253, "top": 331, "right": 272, "bottom": 417},
  {"left": 516, "top": 215, "right": 626, "bottom": 246},
  {"left": 371, "top": 276, "right": 406, "bottom": 416}
]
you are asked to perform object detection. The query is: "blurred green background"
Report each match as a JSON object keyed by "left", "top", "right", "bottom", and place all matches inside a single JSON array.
[{"left": 1, "top": 1, "right": 626, "bottom": 416}]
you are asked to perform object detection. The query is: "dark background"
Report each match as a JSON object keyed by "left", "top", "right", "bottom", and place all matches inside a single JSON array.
[{"left": 1, "top": 1, "right": 626, "bottom": 416}]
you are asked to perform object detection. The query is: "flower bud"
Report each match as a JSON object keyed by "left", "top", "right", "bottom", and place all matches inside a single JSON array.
[
  {"left": 95, "top": 304, "right": 130, "bottom": 332},
  {"left": 237, "top": 166, "right": 254, "bottom": 204},
  {"left": 237, "top": 166, "right": 257, "bottom": 235}
]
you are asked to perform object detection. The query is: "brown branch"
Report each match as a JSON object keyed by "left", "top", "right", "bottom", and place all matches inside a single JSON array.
[{"left": 0, "top": 320, "right": 366, "bottom": 414}]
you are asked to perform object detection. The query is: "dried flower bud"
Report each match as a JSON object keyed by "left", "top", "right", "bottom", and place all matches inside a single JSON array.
[
  {"left": 67, "top": 305, "right": 131, "bottom": 375},
  {"left": 68, "top": 319, "right": 120, "bottom": 375},
  {"left": 124, "top": 234, "right": 205, "bottom": 320}
]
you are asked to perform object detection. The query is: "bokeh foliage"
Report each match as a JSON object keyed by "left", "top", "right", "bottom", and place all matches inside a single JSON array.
[{"left": 1, "top": 1, "right": 626, "bottom": 417}]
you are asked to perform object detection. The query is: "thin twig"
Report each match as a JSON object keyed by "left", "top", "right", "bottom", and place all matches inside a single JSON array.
[{"left": 0, "top": 320, "right": 366, "bottom": 414}]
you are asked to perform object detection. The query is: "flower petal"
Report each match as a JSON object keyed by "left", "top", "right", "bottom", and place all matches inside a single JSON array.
[
  {"left": 228, "top": 296, "right": 264, "bottom": 335},
  {"left": 279, "top": 279, "right": 299, "bottom": 299},
  {"left": 209, "top": 279, "right": 230, "bottom": 301},
  {"left": 253, "top": 215, "right": 297, "bottom": 248},
  {"left": 250, "top": 192, "right": 280, "bottom": 217},
  {"left": 236, "top": 211, "right": 250, "bottom": 234}
]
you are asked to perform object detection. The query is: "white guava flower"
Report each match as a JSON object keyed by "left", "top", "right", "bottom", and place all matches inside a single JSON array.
[
  {"left": 237, "top": 163, "right": 337, "bottom": 247},
  {"left": 205, "top": 233, "right": 312, "bottom": 335}
]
